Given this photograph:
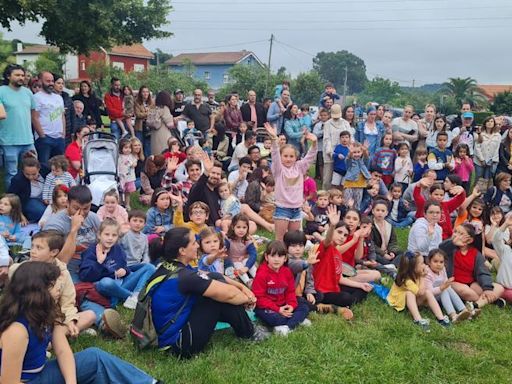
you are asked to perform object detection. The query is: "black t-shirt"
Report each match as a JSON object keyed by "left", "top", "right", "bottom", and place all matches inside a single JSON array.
[
  {"left": 172, "top": 102, "right": 185, "bottom": 117},
  {"left": 177, "top": 265, "right": 214, "bottom": 295},
  {"left": 182, "top": 103, "right": 212, "bottom": 133},
  {"left": 185, "top": 174, "right": 220, "bottom": 225}
]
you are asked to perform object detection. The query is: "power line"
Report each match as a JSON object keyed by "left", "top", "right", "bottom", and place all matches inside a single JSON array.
[
  {"left": 171, "top": 16, "right": 511, "bottom": 24},
  {"left": 169, "top": 39, "right": 268, "bottom": 52}
]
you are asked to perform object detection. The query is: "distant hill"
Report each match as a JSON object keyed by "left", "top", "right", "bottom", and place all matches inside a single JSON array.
[{"left": 401, "top": 83, "right": 443, "bottom": 94}]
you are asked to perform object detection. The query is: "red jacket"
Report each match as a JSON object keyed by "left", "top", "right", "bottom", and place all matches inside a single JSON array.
[
  {"left": 414, "top": 184, "right": 465, "bottom": 239},
  {"left": 104, "top": 92, "right": 124, "bottom": 120},
  {"left": 253, "top": 262, "right": 297, "bottom": 312}
]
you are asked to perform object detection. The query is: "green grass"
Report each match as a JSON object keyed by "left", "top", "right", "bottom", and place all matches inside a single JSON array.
[{"left": 4, "top": 171, "right": 512, "bottom": 383}]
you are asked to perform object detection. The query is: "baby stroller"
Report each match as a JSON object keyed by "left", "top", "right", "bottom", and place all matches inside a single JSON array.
[{"left": 82, "top": 132, "right": 119, "bottom": 211}]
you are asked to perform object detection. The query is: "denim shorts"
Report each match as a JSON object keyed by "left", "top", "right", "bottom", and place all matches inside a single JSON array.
[{"left": 273, "top": 206, "right": 302, "bottom": 222}]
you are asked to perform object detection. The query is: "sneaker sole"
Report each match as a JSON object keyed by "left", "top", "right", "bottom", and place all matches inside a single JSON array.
[
  {"left": 453, "top": 310, "right": 472, "bottom": 324},
  {"left": 338, "top": 307, "right": 354, "bottom": 320},
  {"left": 101, "top": 309, "right": 127, "bottom": 339}
]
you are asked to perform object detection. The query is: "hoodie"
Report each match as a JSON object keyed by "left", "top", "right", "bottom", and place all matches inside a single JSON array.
[{"left": 252, "top": 262, "right": 298, "bottom": 312}]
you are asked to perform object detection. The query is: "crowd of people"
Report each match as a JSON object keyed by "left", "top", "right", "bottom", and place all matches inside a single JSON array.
[{"left": 1, "top": 63, "right": 512, "bottom": 382}]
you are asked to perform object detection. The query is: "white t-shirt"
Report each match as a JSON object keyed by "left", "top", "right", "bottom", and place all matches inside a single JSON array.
[
  {"left": 34, "top": 91, "right": 65, "bottom": 139},
  {"left": 228, "top": 170, "right": 249, "bottom": 200},
  {"left": 392, "top": 117, "right": 418, "bottom": 135}
]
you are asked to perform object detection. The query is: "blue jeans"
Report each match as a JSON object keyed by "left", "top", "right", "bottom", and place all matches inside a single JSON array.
[
  {"left": 28, "top": 347, "right": 154, "bottom": 383},
  {"left": 386, "top": 213, "right": 414, "bottom": 229},
  {"left": 80, "top": 299, "right": 106, "bottom": 326},
  {"left": 24, "top": 198, "right": 47, "bottom": 223},
  {"left": 110, "top": 120, "right": 121, "bottom": 141},
  {"left": 1, "top": 143, "right": 36, "bottom": 188},
  {"left": 135, "top": 130, "right": 151, "bottom": 158},
  {"left": 35, "top": 136, "right": 65, "bottom": 167},
  {"left": 475, "top": 163, "right": 496, "bottom": 180},
  {"left": 438, "top": 286, "right": 466, "bottom": 315},
  {"left": 273, "top": 206, "right": 302, "bottom": 222},
  {"left": 96, "top": 263, "right": 155, "bottom": 303},
  {"left": 254, "top": 299, "right": 310, "bottom": 329}
]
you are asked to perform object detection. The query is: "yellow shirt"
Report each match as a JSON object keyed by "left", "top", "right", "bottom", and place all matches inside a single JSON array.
[
  {"left": 173, "top": 210, "right": 208, "bottom": 267},
  {"left": 387, "top": 279, "right": 419, "bottom": 312},
  {"left": 343, "top": 173, "right": 367, "bottom": 188}
]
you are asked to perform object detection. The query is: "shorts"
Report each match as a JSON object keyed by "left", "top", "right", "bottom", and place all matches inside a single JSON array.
[
  {"left": 121, "top": 181, "right": 136, "bottom": 193},
  {"left": 273, "top": 206, "right": 302, "bottom": 222}
]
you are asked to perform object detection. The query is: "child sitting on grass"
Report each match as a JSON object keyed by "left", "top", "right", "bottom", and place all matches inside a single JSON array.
[
  {"left": 39, "top": 185, "right": 68, "bottom": 229},
  {"left": 253, "top": 240, "right": 311, "bottom": 337},
  {"left": 225, "top": 214, "right": 258, "bottom": 287},
  {"left": 79, "top": 218, "right": 154, "bottom": 310},
  {"left": 425, "top": 249, "right": 471, "bottom": 323},
  {"left": 172, "top": 196, "right": 209, "bottom": 235},
  {"left": 198, "top": 227, "right": 228, "bottom": 274},
  {"left": 387, "top": 251, "right": 451, "bottom": 332},
  {"left": 386, "top": 182, "right": 413, "bottom": 228},
  {"left": 493, "top": 214, "right": 512, "bottom": 303},
  {"left": 371, "top": 199, "right": 401, "bottom": 271},
  {"left": 42, "top": 155, "right": 76, "bottom": 205},
  {"left": 9, "top": 230, "right": 97, "bottom": 336},
  {"left": 120, "top": 210, "right": 156, "bottom": 276},
  {"left": 97, "top": 189, "right": 129, "bottom": 233},
  {"left": 0, "top": 193, "right": 25, "bottom": 246},
  {"left": 143, "top": 188, "right": 173, "bottom": 237}
]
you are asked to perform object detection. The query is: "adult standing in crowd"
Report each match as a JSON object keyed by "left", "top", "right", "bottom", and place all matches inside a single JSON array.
[
  {"left": 450, "top": 102, "right": 476, "bottom": 130},
  {"left": 418, "top": 104, "right": 436, "bottom": 148},
  {"left": 206, "top": 90, "right": 220, "bottom": 112},
  {"left": 241, "top": 90, "right": 266, "bottom": 128},
  {"left": 171, "top": 89, "right": 186, "bottom": 118},
  {"left": 0, "top": 64, "right": 38, "bottom": 188},
  {"left": 342, "top": 105, "right": 357, "bottom": 132},
  {"left": 224, "top": 93, "right": 243, "bottom": 133},
  {"left": 182, "top": 89, "right": 212, "bottom": 134},
  {"left": 392, "top": 104, "right": 418, "bottom": 148},
  {"left": 33, "top": 71, "right": 66, "bottom": 167},
  {"left": 103, "top": 77, "right": 123, "bottom": 139},
  {"left": 53, "top": 74, "right": 75, "bottom": 145},
  {"left": 267, "top": 88, "right": 291, "bottom": 134},
  {"left": 134, "top": 85, "right": 153, "bottom": 157},
  {"left": 150, "top": 91, "right": 175, "bottom": 155},
  {"left": 72, "top": 80, "right": 103, "bottom": 129}
]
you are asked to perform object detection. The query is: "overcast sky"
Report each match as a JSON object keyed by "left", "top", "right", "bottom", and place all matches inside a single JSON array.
[{"left": 2, "top": 0, "right": 511, "bottom": 86}]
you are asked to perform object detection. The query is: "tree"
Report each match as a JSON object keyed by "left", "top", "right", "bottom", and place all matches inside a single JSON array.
[
  {"left": 441, "top": 77, "right": 487, "bottom": 109},
  {"left": 313, "top": 51, "right": 368, "bottom": 94},
  {"left": 491, "top": 91, "right": 512, "bottom": 115},
  {"left": 0, "top": 0, "right": 171, "bottom": 54},
  {"left": 292, "top": 71, "right": 324, "bottom": 106},
  {"left": 32, "top": 49, "right": 66, "bottom": 74},
  {"left": 0, "top": 33, "right": 15, "bottom": 72},
  {"left": 150, "top": 49, "right": 173, "bottom": 67},
  {"left": 358, "top": 77, "right": 403, "bottom": 105}
]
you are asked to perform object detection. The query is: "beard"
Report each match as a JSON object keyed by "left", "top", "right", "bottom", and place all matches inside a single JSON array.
[{"left": 42, "top": 84, "right": 55, "bottom": 93}]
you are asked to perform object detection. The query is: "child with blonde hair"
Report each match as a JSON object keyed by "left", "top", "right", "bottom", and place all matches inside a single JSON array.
[{"left": 342, "top": 142, "right": 371, "bottom": 210}]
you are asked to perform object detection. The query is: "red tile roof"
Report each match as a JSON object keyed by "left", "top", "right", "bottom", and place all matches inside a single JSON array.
[
  {"left": 16, "top": 44, "right": 153, "bottom": 59},
  {"left": 166, "top": 50, "right": 258, "bottom": 65},
  {"left": 478, "top": 84, "right": 512, "bottom": 100}
]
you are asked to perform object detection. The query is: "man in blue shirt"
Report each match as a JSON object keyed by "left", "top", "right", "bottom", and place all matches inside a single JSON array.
[{"left": 0, "top": 65, "right": 42, "bottom": 187}]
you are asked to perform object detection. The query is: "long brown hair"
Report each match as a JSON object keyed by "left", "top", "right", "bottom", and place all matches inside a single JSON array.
[
  {"left": 144, "top": 155, "right": 166, "bottom": 177},
  {"left": 395, "top": 251, "right": 422, "bottom": 287},
  {"left": 0, "top": 193, "right": 23, "bottom": 223},
  {"left": 0, "top": 262, "right": 63, "bottom": 340}
]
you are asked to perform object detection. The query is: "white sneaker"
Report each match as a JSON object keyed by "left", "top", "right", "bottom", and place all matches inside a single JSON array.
[
  {"left": 123, "top": 292, "right": 139, "bottom": 310},
  {"left": 80, "top": 328, "right": 98, "bottom": 337},
  {"left": 300, "top": 318, "right": 312, "bottom": 327},
  {"left": 273, "top": 325, "right": 291, "bottom": 336}
]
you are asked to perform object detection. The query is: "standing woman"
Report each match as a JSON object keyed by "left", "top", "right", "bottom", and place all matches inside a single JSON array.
[
  {"left": 498, "top": 127, "right": 512, "bottom": 174},
  {"left": 72, "top": 80, "right": 103, "bottom": 129},
  {"left": 376, "top": 104, "right": 385, "bottom": 121},
  {"left": 0, "top": 262, "right": 159, "bottom": 383},
  {"left": 474, "top": 116, "right": 501, "bottom": 189},
  {"left": 53, "top": 74, "right": 75, "bottom": 145},
  {"left": 355, "top": 106, "right": 385, "bottom": 159},
  {"left": 64, "top": 125, "right": 90, "bottom": 182},
  {"left": 342, "top": 105, "right": 357, "bottom": 132},
  {"left": 283, "top": 104, "right": 305, "bottom": 153},
  {"left": 150, "top": 91, "right": 175, "bottom": 156},
  {"left": 418, "top": 104, "right": 436, "bottom": 148},
  {"left": 392, "top": 105, "right": 419, "bottom": 149},
  {"left": 224, "top": 94, "right": 243, "bottom": 134},
  {"left": 134, "top": 85, "right": 153, "bottom": 157}
]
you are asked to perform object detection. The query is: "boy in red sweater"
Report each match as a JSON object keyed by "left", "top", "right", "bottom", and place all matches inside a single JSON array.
[
  {"left": 253, "top": 241, "right": 311, "bottom": 336},
  {"left": 414, "top": 178, "right": 465, "bottom": 239}
]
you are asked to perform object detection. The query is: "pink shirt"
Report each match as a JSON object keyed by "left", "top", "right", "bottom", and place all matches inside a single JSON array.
[
  {"left": 97, "top": 204, "right": 129, "bottom": 227},
  {"left": 453, "top": 157, "right": 474, "bottom": 182},
  {"left": 303, "top": 177, "right": 317, "bottom": 202},
  {"left": 271, "top": 140, "right": 317, "bottom": 209},
  {"left": 425, "top": 266, "right": 448, "bottom": 296}
]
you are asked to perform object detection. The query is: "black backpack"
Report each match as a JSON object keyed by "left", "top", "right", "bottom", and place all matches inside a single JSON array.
[{"left": 130, "top": 265, "right": 190, "bottom": 350}]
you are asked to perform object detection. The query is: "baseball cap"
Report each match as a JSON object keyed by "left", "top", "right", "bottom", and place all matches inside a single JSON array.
[
  {"left": 174, "top": 89, "right": 184, "bottom": 95},
  {"left": 330, "top": 104, "right": 342, "bottom": 119},
  {"left": 462, "top": 112, "right": 474, "bottom": 119}
]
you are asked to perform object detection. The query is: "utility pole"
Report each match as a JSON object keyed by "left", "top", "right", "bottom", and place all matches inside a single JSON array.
[
  {"left": 342, "top": 66, "right": 348, "bottom": 104},
  {"left": 412, "top": 79, "right": 415, "bottom": 88},
  {"left": 265, "top": 34, "right": 274, "bottom": 97}
]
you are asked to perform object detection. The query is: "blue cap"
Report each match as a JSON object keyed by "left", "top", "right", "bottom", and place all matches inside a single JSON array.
[{"left": 462, "top": 112, "right": 474, "bottom": 119}]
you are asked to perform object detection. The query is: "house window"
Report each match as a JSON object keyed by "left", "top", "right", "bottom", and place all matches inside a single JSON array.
[
  {"left": 112, "top": 61, "right": 125, "bottom": 70},
  {"left": 133, "top": 63, "right": 145, "bottom": 72},
  {"left": 80, "top": 61, "right": 86, "bottom": 71},
  {"left": 223, "top": 73, "right": 230, "bottom": 84},
  {"left": 204, "top": 71, "right": 210, "bottom": 80}
]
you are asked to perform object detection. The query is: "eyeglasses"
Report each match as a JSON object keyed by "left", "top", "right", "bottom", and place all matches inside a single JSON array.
[{"left": 191, "top": 210, "right": 206, "bottom": 216}]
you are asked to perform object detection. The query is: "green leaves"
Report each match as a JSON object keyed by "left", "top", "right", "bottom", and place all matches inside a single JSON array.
[{"left": 0, "top": 0, "right": 172, "bottom": 54}]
